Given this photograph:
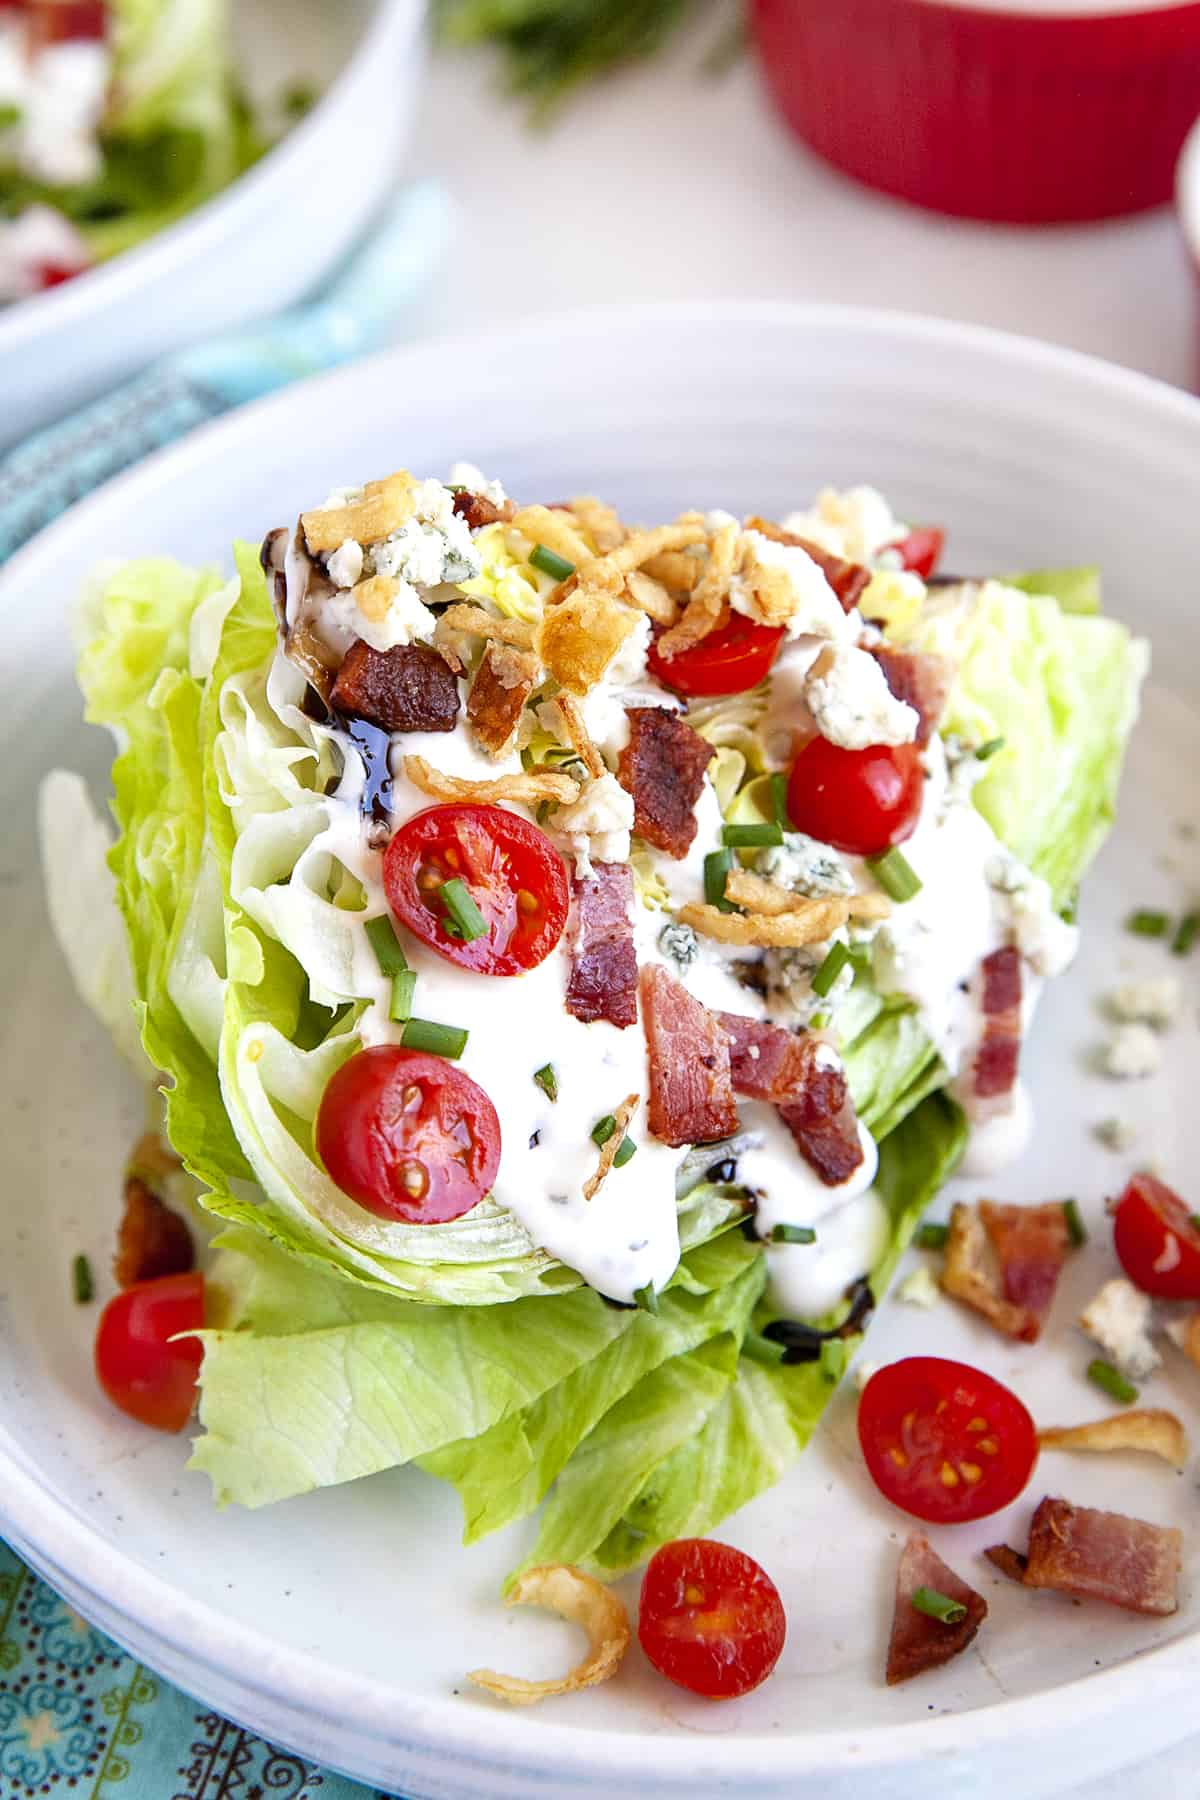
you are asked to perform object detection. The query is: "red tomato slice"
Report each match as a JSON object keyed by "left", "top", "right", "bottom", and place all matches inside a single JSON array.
[
  {"left": 646, "top": 614, "right": 785, "bottom": 697},
  {"left": 384, "top": 803, "right": 568, "bottom": 976},
  {"left": 29, "top": 0, "right": 106, "bottom": 42},
  {"left": 316, "top": 1045, "right": 501, "bottom": 1224},
  {"left": 94, "top": 1271, "right": 204, "bottom": 1434},
  {"left": 858, "top": 1357, "right": 1038, "bottom": 1525},
  {"left": 37, "top": 263, "right": 82, "bottom": 289},
  {"left": 786, "top": 736, "right": 923, "bottom": 856},
  {"left": 1113, "top": 1173, "right": 1200, "bottom": 1299},
  {"left": 638, "top": 1539, "right": 786, "bottom": 1699},
  {"left": 891, "top": 526, "right": 945, "bottom": 581}
]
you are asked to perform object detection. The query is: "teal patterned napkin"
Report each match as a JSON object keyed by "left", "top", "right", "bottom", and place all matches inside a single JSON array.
[{"left": 0, "top": 1542, "right": 395, "bottom": 1798}]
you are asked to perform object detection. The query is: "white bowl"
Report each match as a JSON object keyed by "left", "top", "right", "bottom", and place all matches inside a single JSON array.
[
  {"left": 1, "top": 304, "right": 1198, "bottom": 1799},
  {"left": 0, "top": 0, "right": 424, "bottom": 453}
]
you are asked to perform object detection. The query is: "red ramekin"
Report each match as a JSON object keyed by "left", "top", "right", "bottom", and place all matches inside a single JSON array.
[
  {"left": 749, "top": 0, "right": 1200, "bottom": 223},
  {"left": 1177, "top": 117, "right": 1200, "bottom": 384}
]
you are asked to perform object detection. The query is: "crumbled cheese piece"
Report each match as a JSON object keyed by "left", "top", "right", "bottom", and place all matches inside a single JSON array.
[
  {"left": 549, "top": 773, "right": 635, "bottom": 878},
  {"left": 3, "top": 38, "right": 110, "bottom": 190},
  {"left": 759, "top": 832, "right": 855, "bottom": 899},
  {"left": 1006, "top": 876, "right": 1079, "bottom": 978},
  {"left": 658, "top": 921, "right": 699, "bottom": 973},
  {"left": 1094, "top": 1116, "right": 1137, "bottom": 1153},
  {"left": 604, "top": 610, "right": 651, "bottom": 688},
  {"left": 730, "top": 531, "right": 855, "bottom": 641},
  {"left": 326, "top": 539, "right": 364, "bottom": 590},
  {"left": 780, "top": 485, "right": 902, "bottom": 564},
  {"left": 317, "top": 583, "right": 436, "bottom": 656},
  {"left": 803, "top": 645, "right": 919, "bottom": 751},
  {"left": 764, "top": 939, "right": 854, "bottom": 1027},
  {"left": 1100, "top": 1023, "right": 1162, "bottom": 1080},
  {"left": 1079, "top": 1278, "right": 1161, "bottom": 1382},
  {"left": 705, "top": 508, "right": 739, "bottom": 533},
  {"left": 448, "top": 461, "right": 507, "bottom": 507},
  {"left": 1106, "top": 976, "right": 1181, "bottom": 1031},
  {"left": 897, "top": 1264, "right": 942, "bottom": 1309}
]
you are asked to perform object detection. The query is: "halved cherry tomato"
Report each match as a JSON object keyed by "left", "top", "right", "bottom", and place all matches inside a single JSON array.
[
  {"left": 646, "top": 614, "right": 785, "bottom": 697},
  {"left": 858, "top": 1357, "right": 1037, "bottom": 1525},
  {"left": 29, "top": 0, "right": 107, "bottom": 42},
  {"left": 637, "top": 1538, "right": 786, "bottom": 1699},
  {"left": 37, "top": 263, "right": 82, "bottom": 290},
  {"left": 786, "top": 736, "right": 923, "bottom": 856},
  {"left": 94, "top": 1271, "right": 204, "bottom": 1434},
  {"left": 891, "top": 526, "right": 945, "bottom": 582},
  {"left": 1113, "top": 1173, "right": 1200, "bottom": 1299},
  {"left": 316, "top": 1045, "right": 501, "bottom": 1224},
  {"left": 384, "top": 804, "right": 568, "bottom": 976}
]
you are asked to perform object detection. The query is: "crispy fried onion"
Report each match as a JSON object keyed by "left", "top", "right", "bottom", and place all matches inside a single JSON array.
[
  {"left": 656, "top": 521, "right": 741, "bottom": 659},
  {"left": 435, "top": 603, "right": 535, "bottom": 650},
  {"left": 1038, "top": 1410, "right": 1189, "bottom": 1470},
  {"left": 402, "top": 754, "right": 579, "bottom": 807},
  {"left": 351, "top": 574, "right": 402, "bottom": 623},
  {"left": 535, "top": 582, "right": 637, "bottom": 695},
  {"left": 679, "top": 899, "right": 850, "bottom": 948},
  {"left": 509, "top": 504, "right": 595, "bottom": 570},
  {"left": 724, "top": 866, "right": 891, "bottom": 922},
  {"left": 584, "top": 1094, "right": 639, "bottom": 1203},
  {"left": 551, "top": 692, "right": 605, "bottom": 779},
  {"left": 568, "top": 495, "right": 625, "bottom": 553},
  {"left": 623, "top": 569, "right": 677, "bottom": 625},
  {"left": 301, "top": 472, "right": 415, "bottom": 553},
  {"left": 1166, "top": 1314, "right": 1200, "bottom": 1367},
  {"left": 468, "top": 1565, "right": 631, "bottom": 1706},
  {"left": 642, "top": 549, "right": 703, "bottom": 593}
]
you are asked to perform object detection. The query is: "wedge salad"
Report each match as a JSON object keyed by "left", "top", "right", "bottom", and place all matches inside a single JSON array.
[{"left": 43, "top": 468, "right": 1148, "bottom": 1585}]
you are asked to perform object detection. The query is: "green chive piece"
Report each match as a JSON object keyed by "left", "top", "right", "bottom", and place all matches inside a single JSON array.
[
  {"left": 975, "top": 737, "right": 1006, "bottom": 762},
  {"left": 0, "top": 102, "right": 23, "bottom": 131},
  {"left": 1172, "top": 911, "right": 1199, "bottom": 957},
  {"left": 534, "top": 1063, "right": 558, "bottom": 1103},
  {"left": 634, "top": 1283, "right": 658, "bottom": 1314},
  {"left": 704, "top": 847, "right": 736, "bottom": 912},
  {"left": 770, "top": 772, "right": 790, "bottom": 828},
  {"left": 1126, "top": 908, "right": 1169, "bottom": 939},
  {"left": 742, "top": 1329, "right": 785, "bottom": 1367},
  {"left": 812, "top": 940, "right": 853, "bottom": 999},
  {"left": 439, "top": 877, "right": 488, "bottom": 943},
  {"left": 592, "top": 1114, "right": 617, "bottom": 1147},
  {"left": 389, "top": 970, "right": 417, "bottom": 1023},
  {"left": 530, "top": 543, "right": 576, "bottom": 582},
  {"left": 771, "top": 1223, "right": 817, "bottom": 1245},
  {"left": 914, "top": 1222, "right": 949, "bottom": 1251},
  {"left": 810, "top": 1010, "right": 830, "bottom": 1030},
  {"left": 911, "top": 1587, "right": 967, "bottom": 1626},
  {"left": 1062, "top": 1198, "right": 1087, "bottom": 1247},
  {"left": 866, "top": 846, "right": 922, "bottom": 903},
  {"left": 1190, "top": 1214, "right": 1200, "bottom": 1233},
  {"left": 722, "top": 821, "right": 784, "bottom": 849},
  {"left": 365, "top": 913, "right": 408, "bottom": 977},
  {"left": 400, "top": 1018, "right": 469, "bottom": 1059},
  {"left": 613, "top": 1136, "right": 637, "bottom": 1169},
  {"left": 1087, "top": 1358, "right": 1138, "bottom": 1405},
  {"left": 819, "top": 1338, "right": 845, "bottom": 1384},
  {"left": 72, "top": 1254, "right": 94, "bottom": 1306}
]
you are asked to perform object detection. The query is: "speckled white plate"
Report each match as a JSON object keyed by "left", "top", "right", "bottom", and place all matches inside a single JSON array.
[{"left": 0, "top": 305, "right": 1198, "bottom": 1800}]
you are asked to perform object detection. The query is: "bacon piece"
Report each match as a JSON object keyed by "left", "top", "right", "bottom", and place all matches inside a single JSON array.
[
  {"left": 467, "top": 643, "right": 538, "bottom": 756},
  {"left": 972, "top": 946, "right": 1023, "bottom": 1100},
  {"left": 886, "top": 1533, "right": 987, "bottom": 1686},
  {"left": 941, "top": 1199, "right": 1072, "bottom": 1343},
  {"left": 452, "top": 489, "right": 515, "bottom": 530},
  {"left": 871, "top": 648, "right": 955, "bottom": 747},
  {"left": 330, "top": 641, "right": 460, "bottom": 734},
  {"left": 717, "top": 1013, "right": 811, "bottom": 1101},
  {"left": 745, "top": 515, "right": 872, "bottom": 611},
  {"left": 984, "top": 1544, "right": 1029, "bottom": 1585},
  {"left": 641, "top": 965, "right": 738, "bottom": 1148},
  {"left": 617, "top": 707, "right": 714, "bottom": 859},
  {"left": 113, "top": 1175, "right": 194, "bottom": 1289},
  {"left": 717, "top": 1012, "right": 865, "bottom": 1189},
  {"left": 1015, "top": 1498, "right": 1181, "bottom": 1617},
  {"left": 566, "top": 863, "right": 638, "bottom": 1029}
]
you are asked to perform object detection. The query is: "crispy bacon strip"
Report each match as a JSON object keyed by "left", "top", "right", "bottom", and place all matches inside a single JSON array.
[
  {"left": 717, "top": 1013, "right": 864, "bottom": 1186},
  {"left": 886, "top": 1533, "right": 987, "bottom": 1686},
  {"left": 583, "top": 1094, "right": 640, "bottom": 1202},
  {"left": 617, "top": 707, "right": 714, "bottom": 859},
  {"left": 872, "top": 648, "right": 955, "bottom": 748},
  {"left": 999, "top": 1498, "right": 1182, "bottom": 1617},
  {"left": 452, "top": 489, "right": 515, "bottom": 529},
  {"left": 745, "top": 514, "right": 872, "bottom": 611},
  {"left": 717, "top": 1012, "right": 813, "bottom": 1102},
  {"left": 330, "top": 641, "right": 461, "bottom": 735},
  {"left": 941, "top": 1199, "right": 1073, "bottom": 1344},
  {"left": 403, "top": 755, "right": 578, "bottom": 807},
  {"left": 641, "top": 965, "right": 738, "bottom": 1148},
  {"left": 972, "top": 946, "right": 1023, "bottom": 1100},
  {"left": 467, "top": 643, "right": 539, "bottom": 757},
  {"left": 113, "top": 1175, "right": 194, "bottom": 1289},
  {"left": 566, "top": 863, "right": 638, "bottom": 1029}
]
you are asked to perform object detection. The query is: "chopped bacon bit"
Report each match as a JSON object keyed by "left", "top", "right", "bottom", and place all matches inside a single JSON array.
[
  {"left": 981, "top": 944, "right": 1022, "bottom": 1013},
  {"left": 113, "top": 1176, "right": 194, "bottom": 1290},
  {"left": 566, "top": 863, "right": 639, "bottom": 1029},
  {"left": 941, "top": 1199, "right": 1072, "bottom": 1344},
  {"left": 744, "top": 515, "right": 872, "bottom": 611},
  {"left": 971, "top": 946, "right": 1023, "bottom": 1099},
  {"left": 641, "top": 965, "right": 738, "bottom": 1148},
  {"left": 1017, "top": 1498, "right": 1182, "bottom": 1617},
  {"left": 452, "top": 489, "right": 515, "bottom": 529},
  {"left": 886, "top": 1533, "right": 987, "bottom": 1686},
  {"left": 871, "top": 648, "right": 955, "bottom": 747},
  {"left": 984, "top": 1543, "right": 1029, "bottom": 1584},
  {"left": 467, "top": 643, "right": 539, "bottom": 757},
  {"left": 717, "top": 1013, "right": 865, "bottom": 1188},
  {"left": 717, "top": 1013, "right": 813, "bottom": 1102},
  {"left": 583, "top": 1094, "right": 640, "bottom": 1202},
  {"left": 617, "top": 708, "right": 714, "bottom": 859},
  {"left": 330, "top": 641, "right": 461, "bottom": 735}
]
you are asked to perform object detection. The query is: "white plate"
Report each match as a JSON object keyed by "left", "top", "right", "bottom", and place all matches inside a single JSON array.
[
  {"left": 0, "top": 0, "right": 424, "bottom": 451},
  {"left": 0, "top": 305, "right": 1198, "bottom": 1800}
]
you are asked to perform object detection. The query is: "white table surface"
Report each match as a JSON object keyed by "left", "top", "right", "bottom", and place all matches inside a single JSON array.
[{"left": 404, "top": 34, "right": 1199, "bottom": 1799}]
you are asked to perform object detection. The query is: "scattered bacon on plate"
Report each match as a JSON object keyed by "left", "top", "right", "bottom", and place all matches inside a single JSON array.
[
  {"left": 871, "top": 648, "right": 955, "bottom": 747},
  {"left": 641, "top": 965, "right": 738, "bottom": 1148},
  {"left": 566, "top": 863, "right": 639, "bottom": 1029},
  {"left": 986, "top": 1498, "right": 1182, "bottom": 1617},
  {"left": 330, "top": 641, "right": 461, "bottom": 734},
  {"left": 941, "top": 1199, "right": 1073, "bottom": 1343},
  {"left": 886, "top": 1533, "right": 987, "bottom": 1685},
  {"left": 617, "top": 706, "right": 714, "bottom": 859}
]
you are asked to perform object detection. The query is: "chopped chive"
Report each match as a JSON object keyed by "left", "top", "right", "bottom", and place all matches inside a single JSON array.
[
  {"left": 911, "top": 1587, "right": 967, "bottom": 1626},
  {"left": 866, "top": 846, "right": 922, "bottom": 903},
  {"left": 365, "top": 913, "right": 409, "bottom": 977},
  {"left": 400, "top": 1018, "right": 469, "bottom": 1059},
  {"left": 388, "top": 970, "right": 417, "bottom": 1023},
  {"left": 722, "top": 821, "right": 784, "bottom": 849},
  {"left": 634, "top": 1283, "right": 658, "bottom": 1314},
  {"left": 914, "top": 1222, "right": 949, "bottom": 1250},
  {"left": 613, "top": 1136, "right": 637, "bottom": 1168},
  {"left": 72, "top": 1254, "right": 93, "bottom": 1305},
  {"left": 530, "top": 543, "right": 575, "bottom": 582},
  {"left": 810, "top": 1010, "right": 830, "bottom": 1029},
  {"left": 812, "top": 940, "right": 853, "bottom": 999},
  {"left": 1087, "top": 1358, "right": 1138, "bottom": 1405},
  {"left": 439, "top": 877, "right": 488, "bottom": 943},
  {"left": 1190, "top": 1214, "right": 1200, "bottom": 1233},
  {"left": 0, "top": 102, "right": 22, "bottom": 131},
  {"left": 975, "top": 737, "right": 1006, "bottom": 762},
  {"left": 742, "top": 1329, "right": 785, "bottom": 1367},
  {"left": 704, "top": 848, "right": 736, "bottom": 912},
  {"left": 534, "top": 1063, "right": 558, "bottom": 1103},
  {"left": 1172, "top": 911, "right": 1198, "bottom": 957},
  {"left": 819, "top": 1339, "right": 845, "bottom": 1383},
  {"left": 771, "top": 1223, "right": 817, "bottom": 1245},
  {"left": 770, "top": 771, "right": 790, "bottom": 828},
  {"left": 592, "top": 1114, "right": 616, "bottom": 1147},
  {"left": 1126, "top": 908, "right": 1169, "bottom": 939},
  {"left": 848, "top": 942, "right": 874, "bottom": 971},
  {"left": 1062, "top": 1198, "right": 1087, "bottom": 1247}
]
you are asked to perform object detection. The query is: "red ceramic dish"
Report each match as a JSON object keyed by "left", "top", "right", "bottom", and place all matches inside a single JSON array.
[{"left": 750, "top": 0, "right": 1200, "bottom": 223}]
